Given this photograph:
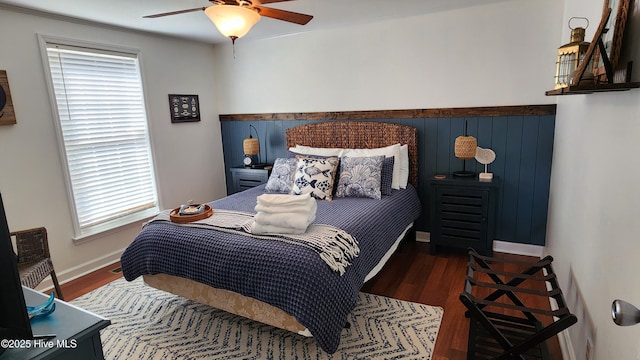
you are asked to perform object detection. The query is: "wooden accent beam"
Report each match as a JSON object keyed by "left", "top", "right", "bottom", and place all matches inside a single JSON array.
[{"left": 219, "top": 105, "right": 557, "bottom": 122}]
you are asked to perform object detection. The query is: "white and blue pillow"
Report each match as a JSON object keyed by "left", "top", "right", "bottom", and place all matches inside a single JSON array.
[
  {"left": 335, "top": 156, "right": 384, "bottom": 200},
  {"left": 264, "top": 158, "right": 298, "bottom": 193},
  {"left": 291, "top": 157, "right": 339, "bottom": 201}
]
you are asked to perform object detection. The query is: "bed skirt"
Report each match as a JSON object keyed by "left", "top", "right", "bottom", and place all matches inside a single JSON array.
[{"left": 143, "top": 273, "right": 312, "bottom": 336}]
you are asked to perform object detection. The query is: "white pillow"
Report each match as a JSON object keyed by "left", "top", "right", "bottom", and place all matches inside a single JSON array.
[
  {"left": 342, "top": 144, "right": 402, "bottom": 189},
  {"left": 289, "top": 145, "right": 343, "bottom": 157},
  {"left": 399, "top": 144, "right": 409, "bottom": 189}
]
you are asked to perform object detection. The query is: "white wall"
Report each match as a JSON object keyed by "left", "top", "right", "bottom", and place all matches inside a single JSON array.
[
  {"left": 212, "top": 0, "right": 562, "bottom": 113},
  {"left": 0, "top": 8, "right": 226, "bottom": 283},
  {"left": 546, "top": 0, "right": 640, "bottom": 359}
]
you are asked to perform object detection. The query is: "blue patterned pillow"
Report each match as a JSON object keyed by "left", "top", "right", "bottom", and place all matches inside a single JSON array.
[
  {"left": 291, "top": 157, "right": 339, "bottom": 200},
  {"left": 381, "top": 156, "right": 394, "bottom": 196},
  {"left": 264, "top": 158, "right": 297, "bottom": 193},
  {"left": 335, "top": 156, "right": 384, "bottom": 200}
]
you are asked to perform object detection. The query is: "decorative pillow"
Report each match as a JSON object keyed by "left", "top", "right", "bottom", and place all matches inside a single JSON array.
[
  {"left": 291, "top": 157, "right": 339, "bottom": 200},
  {"left": 335, "top": 156, "right": 384, "bottom": 200},
  {"left": 264, "top": 158, "right": 297, "bottom": 193},
  {"left": 380, "top": 156, "right": 394, "bottom": 196},
  {"left": 289, "top": 151, "right": 342, "bottom": 194},
  {"left": 341, "top": 143, "right": 402, "bottom": 189}
]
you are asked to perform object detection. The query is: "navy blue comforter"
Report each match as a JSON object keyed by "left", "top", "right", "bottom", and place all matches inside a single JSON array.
[{"left": 121, "top": 185, "right": 421, "bottom": 353}]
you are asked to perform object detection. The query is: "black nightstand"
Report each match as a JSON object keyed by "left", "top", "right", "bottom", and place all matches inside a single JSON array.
[
  {"left": 230, "top": 167, "right": 271, "bottom": 194},
  {"left": 429, "top": 175, "right": 499, "bottom": 256}
]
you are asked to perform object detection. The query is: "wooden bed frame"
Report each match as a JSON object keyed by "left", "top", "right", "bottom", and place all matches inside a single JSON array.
[{"left": 144, "top": 121, "right": 419, "bottom": 336}]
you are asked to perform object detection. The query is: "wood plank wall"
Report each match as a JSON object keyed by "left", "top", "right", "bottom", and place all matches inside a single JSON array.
[{"left": 219, "top": 105, "right": 556, "bottom": 246}]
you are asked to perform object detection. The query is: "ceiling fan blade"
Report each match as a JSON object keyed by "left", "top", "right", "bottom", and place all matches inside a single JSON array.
[
  {"left": 144, "top": 7, "right": 206, "bottom": 18},
  {"left": 256, "top": 6, "right": 313, "bottom": 25},
  {"left": 254, "top": 0, "right": 295, "bottom": 4}
]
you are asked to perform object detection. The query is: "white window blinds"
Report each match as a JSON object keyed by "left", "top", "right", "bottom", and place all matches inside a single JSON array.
[{"left": 45, "top": 42, "right": 158, "bottom": 236}]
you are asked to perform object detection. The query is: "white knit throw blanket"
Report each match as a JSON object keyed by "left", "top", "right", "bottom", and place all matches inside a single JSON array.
[{"left": 147, "top": 209, "right": 360, "bottom": 275}]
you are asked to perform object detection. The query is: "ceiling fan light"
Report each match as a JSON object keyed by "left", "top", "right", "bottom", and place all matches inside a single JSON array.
[{"left": 205, "top": 5, "right": 260, "bottom": 39}]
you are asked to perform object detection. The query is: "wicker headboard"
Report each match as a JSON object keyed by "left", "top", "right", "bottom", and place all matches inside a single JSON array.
[{"left": 286, "top": 121, "right": 418, "bottom": 187}]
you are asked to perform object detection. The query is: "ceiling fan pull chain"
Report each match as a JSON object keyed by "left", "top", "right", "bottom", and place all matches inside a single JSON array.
[{"left": 231, "top": 36, "right": 237, "bottom": 59}]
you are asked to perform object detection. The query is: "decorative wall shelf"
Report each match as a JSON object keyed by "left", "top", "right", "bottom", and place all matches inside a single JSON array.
[
  {"left": 546, "top": 4, "right": 639, "bottom": 96},
  {"left": 545, "top": 82, "right": 640, "bottom": 96}
]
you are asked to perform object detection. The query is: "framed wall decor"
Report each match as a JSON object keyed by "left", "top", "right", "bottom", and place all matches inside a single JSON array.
[
  {"left": 592, "top": 0, "right": 631, "bottom": 82},
  {"left": 0, "top": 70, "right": 16, "bottom": 126},
  {"left": 168, "top": 94, "right": 200, "bottom": 123}
]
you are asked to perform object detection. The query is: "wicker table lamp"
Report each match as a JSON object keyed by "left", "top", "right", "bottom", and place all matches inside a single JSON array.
[
  {"left": 453, "top": 122, "right": 477, "bottom": 177},
  {"left": 243, "top": 124, "right": 264, "bottom": 168}
]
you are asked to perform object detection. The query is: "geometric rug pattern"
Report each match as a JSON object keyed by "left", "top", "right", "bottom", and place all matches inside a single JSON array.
[{"left": 71, "top": 278, "right": 443, "bottom": 360}]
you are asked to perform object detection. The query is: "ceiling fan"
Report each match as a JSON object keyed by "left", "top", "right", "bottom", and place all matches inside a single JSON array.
[{"left": 144, "top": 0, "right": 313, "bottom": 43}]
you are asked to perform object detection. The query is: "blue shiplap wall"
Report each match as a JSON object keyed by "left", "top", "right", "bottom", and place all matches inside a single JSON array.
[{"left": 220, "top": 115, "right": 555, "bottom": 246}]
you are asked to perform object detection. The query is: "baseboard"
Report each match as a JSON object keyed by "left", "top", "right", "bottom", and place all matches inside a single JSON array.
[
  {"left": 416, "top": 231, "right": 430, "bottom": 243},
  {"left": 492, "top": 240, "right": 544, "bottom": 258},
  {"left": 557, "top": 329, "right": 576, "bottom": 360},
  {"left": 415, "top": 231, "right": 544, "bottom": 258},
  {"left": 35, "top": 247, "right": 126, "bottom": 293},
  {"left": 543, "top": 268, "right": 576, "bottom": 360}
]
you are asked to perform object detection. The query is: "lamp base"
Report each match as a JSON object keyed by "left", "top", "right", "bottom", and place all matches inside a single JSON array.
[
  {"left": 250, "top": 163, "right": 268, "bottom": 169},
  {"left": 452, "top": 171, "right": 476, "bottom": 178},
  {"left": 479, "top": 172, "right": 494, "bottom": 181}
]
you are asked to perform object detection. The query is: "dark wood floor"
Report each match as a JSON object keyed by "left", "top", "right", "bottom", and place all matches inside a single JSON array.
[
  {"left": 61, "top": 242, "right": 562, "bottom": 360},
  {"left": 362, "top": 242, "right": 563, "bottom": 360},
  {"left": 60, "top": 262, "right": 124, "bottom": 301}
]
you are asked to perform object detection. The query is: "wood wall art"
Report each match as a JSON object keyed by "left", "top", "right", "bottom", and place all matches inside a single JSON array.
[
  {"left": 593, "top": 0, "right": 631, "bottom": 82},
  {"left": 168, "top": 94, "right": 200, "bottom": 123},
  {"left": 570, "top": 7, "right": 612, "bottom": 87},
  {"left": 0, "top": 70, "right": 16, "bottom": 125}
]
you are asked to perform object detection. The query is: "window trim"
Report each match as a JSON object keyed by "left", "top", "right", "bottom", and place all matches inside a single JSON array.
[{"left": 37, "top": 34, "right": 160, "bottom": 242}]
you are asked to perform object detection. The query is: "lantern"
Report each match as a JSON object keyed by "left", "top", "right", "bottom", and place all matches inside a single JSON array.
[{"left": 554, "top": 17, "right": 590, "bottom": 89}]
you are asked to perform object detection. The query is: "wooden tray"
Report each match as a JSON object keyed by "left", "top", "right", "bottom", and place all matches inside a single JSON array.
[{"left": 169, "top": 204, "right": 213, "bottom": 224}]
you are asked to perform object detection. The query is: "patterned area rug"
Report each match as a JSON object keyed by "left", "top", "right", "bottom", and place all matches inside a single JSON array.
[{"left": 72, "top": 278, "right": 443, "bottom": 359}]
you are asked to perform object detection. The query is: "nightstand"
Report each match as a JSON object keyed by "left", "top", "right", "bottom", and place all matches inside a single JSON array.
[
  {"left": 230, "top": 167, "right": 271, "bottom": 194},
  {"left": 429, "top": 175, "right": 498, "bottom": 256}
]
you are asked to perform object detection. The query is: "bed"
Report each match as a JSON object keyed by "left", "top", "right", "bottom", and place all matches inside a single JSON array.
[{"left": 121, "top": 121, "right": 421, "bottom": 353}]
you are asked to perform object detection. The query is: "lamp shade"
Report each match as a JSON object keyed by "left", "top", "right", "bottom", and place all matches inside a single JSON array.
[
  {"left": 243, "top": 137, "right": 259, "bottom": 156},
  {"left": 454, "top": 136, "right": 477, "bottom": 160},
  {"left": 205, "top": 5, "right": 260, "bottom": 40}
]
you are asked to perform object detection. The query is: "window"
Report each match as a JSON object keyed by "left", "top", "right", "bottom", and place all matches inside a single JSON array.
[{"left": 40, "top": 36, "right": 159, "bottom": 240}]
